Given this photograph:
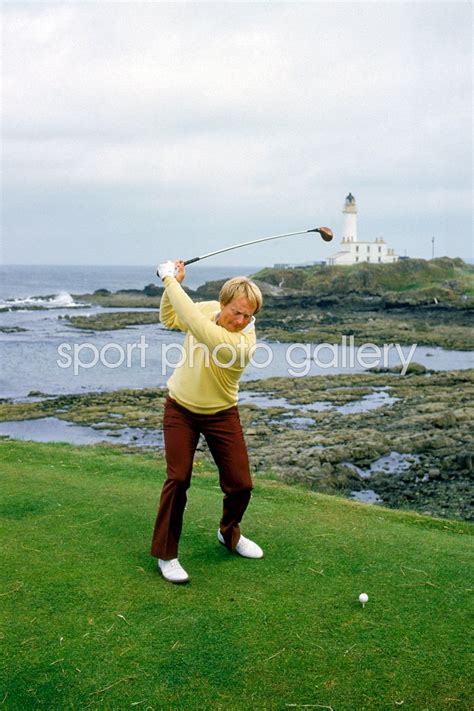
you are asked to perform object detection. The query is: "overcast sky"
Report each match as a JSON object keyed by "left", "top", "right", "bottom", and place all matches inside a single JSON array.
[{"left": 1, "top": 1, "right": 472, "bottom": 266}]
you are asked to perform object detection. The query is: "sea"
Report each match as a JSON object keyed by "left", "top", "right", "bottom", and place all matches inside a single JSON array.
[
  {"left": 0, "top": 263, "right": 472, "bottom": 446},
  {"left": 0, "top": 263, "right": 250, "bottom": 301},
  {"left": 0, "top": 263, "right": 266, "bottom": 397}
]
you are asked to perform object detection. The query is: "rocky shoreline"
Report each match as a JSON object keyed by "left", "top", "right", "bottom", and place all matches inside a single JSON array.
[
  {"left": 238, "top": 367, "right": 473, "bottom": 522},
  {"left": 62, "top": 297, "right": 474, "bottom": 350},
  {"left": 59, "top": 257, "right": 473, "bottom": 350},
  {"left": 1, "top": 367, "right": 472, "bottom": 522},
  {"left": 2, "top": 258, "right": 472, "bottom": 520}
]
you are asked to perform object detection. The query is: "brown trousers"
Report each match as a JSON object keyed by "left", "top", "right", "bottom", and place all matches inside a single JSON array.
[{"left": 150, "top": 396, "right": 253, "bottom": 559}]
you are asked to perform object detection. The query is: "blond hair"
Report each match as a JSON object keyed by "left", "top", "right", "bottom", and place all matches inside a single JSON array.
[{"left": 219, "top": 277, "right": 263, "bottom": 315}]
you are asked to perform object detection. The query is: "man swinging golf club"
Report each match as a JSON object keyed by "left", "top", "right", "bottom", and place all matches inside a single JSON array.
[{"left": 151, "top": 259, "right": 264, "bottom": 583}]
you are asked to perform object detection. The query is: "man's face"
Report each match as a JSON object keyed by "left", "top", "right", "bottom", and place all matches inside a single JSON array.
[{"left": 218, "top": 295, "right": 256, "bottom": 333}]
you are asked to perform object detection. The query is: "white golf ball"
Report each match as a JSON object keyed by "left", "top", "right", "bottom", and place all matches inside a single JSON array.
[{"left": 359, "top": 593, "right": 369, "bottom": 605}]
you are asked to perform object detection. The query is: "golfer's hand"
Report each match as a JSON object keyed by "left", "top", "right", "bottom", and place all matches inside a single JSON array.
[
  {"left": 174, "top": 260, "right": 185, "bottom": 284},
  {"left": 157, "top": 261, "right": 176, "bottom": 281}
]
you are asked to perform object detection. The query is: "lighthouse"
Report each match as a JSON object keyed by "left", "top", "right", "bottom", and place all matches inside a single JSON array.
[
  {"left": 328, "top": 193, "right": 399, "bottom": 265},
  {"left": 342, "top": 192, "right": 357, "bottom": 242}
]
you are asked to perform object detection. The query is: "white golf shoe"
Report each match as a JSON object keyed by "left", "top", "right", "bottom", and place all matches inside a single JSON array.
[
  {"left": 217, "top": 529, "right": 264, "bottom": 559},
  {"left": 158, "top": 558, "right": 190, "bottom": 584}
]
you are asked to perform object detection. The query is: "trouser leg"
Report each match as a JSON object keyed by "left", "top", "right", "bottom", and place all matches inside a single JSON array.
[
  {"left": 150, "top": 398, "right": 200, "bottom": 560},
  {"left": 203, "top": 406, "right": 253, "bottom": 551}
]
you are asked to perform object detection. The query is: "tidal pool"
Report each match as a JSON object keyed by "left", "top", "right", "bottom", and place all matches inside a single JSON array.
[
  {"left": 343, "top": 452, "right": 421, "bottom": 479},
  {"left": 239, "top": 387, "right": 399, "bottom": 414},
  {"left": 0, "top": 417, "right": 163, "bottom": 448},
  {"left": 351, "top": 490, "right": 383, "bottom": 504}
]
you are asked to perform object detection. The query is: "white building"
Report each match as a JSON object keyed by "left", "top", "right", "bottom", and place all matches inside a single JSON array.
[{"left": 327, "top": 193, "right": 398, "bottom": 266}]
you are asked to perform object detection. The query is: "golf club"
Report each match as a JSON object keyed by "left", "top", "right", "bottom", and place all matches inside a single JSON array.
[{"left": 181, "top": 226, "right": 333, "bottom": 266}]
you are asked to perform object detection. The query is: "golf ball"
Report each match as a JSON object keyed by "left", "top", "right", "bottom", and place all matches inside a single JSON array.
[{"left": 359, "top": 593, "right": 369, "bottom": 605}]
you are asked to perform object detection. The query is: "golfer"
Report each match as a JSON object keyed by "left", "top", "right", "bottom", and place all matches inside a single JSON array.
[{"left": 151, "top": 259, "right": 264, "bottom": 583}]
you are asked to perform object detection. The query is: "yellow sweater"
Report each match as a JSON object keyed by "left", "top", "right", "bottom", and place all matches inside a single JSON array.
[{"left": 160, "top": 277, "right": 256, "bottom": 414}]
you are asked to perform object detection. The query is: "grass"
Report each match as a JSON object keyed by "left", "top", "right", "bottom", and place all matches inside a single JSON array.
[
  {"left": 1, "top": 440, "right": 472, "bottom": 710},
  {"left": 252, "top": 257, "right": 474, "bottom": 299}
]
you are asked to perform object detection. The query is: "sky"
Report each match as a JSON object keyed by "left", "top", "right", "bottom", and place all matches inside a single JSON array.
[{"left": 1, "top": 1, "right": 472, "bottom": 267}]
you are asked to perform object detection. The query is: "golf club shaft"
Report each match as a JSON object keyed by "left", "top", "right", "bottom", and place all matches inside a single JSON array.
[{"left": 183, "top": 228, "right": 318, "bottom": 266}]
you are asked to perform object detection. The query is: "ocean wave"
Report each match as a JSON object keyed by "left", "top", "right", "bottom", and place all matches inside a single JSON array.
[{"left": 0, "top": 291, "right": 87, "bottom": 310}]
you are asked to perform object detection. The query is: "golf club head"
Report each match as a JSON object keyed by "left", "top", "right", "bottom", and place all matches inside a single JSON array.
[{"left": 315, "top": 226, "right": 333, "bottom": 242}]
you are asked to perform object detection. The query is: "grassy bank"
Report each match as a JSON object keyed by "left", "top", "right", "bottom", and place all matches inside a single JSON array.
[
  {"left": 1, "top": 440, "right": 472, "bottom": 710},
  {"left": 251, "top": 257, "right": 474, "bottom": 299}
]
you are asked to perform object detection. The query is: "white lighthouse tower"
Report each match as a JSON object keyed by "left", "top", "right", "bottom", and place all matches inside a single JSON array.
[
  {"left": 327, "top": 192, "right": 399, "bottom": 265},
  {"left": 342, "top": 192, "right": 357, "bottom": 242}
]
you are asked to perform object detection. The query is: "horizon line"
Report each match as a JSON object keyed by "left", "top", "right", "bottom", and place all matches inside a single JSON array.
[
  {"left": 1, "top": 256, "right": 472, "bottom": 268},
  {"left": 0, "top": 262, "right": 266, "bottom": 269}
]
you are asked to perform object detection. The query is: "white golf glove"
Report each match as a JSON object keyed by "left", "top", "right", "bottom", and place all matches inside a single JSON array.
[{"left": 157, "top": 261, "right": 177, "bottom": 281}]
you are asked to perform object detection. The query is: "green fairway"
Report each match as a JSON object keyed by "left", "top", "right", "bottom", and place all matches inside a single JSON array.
[{"left": 0, "top": 440, "right": 472, "bottom": 710}]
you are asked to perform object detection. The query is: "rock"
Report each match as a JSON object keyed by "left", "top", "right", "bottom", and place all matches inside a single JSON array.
[
  {"left": 334, "top": 463, "right": 361, "bottom": 481},
  {"left": 320, "top": 446, "right": 349, "bottom": 463},
  {"left": 321, "top": 462, "right": 334, "bottom": 476},
  {"left": 143, "top": 283, "right": 163, "bottom": 296},
  {"left": 428, "top": 468, "right": 441, "bottom": 480},
  {"left": 424, "top": 435, "right": 457, "bottom": 450},
  {"left": 452, "top": 408, "right": 472, "bottom": 423},
  {"left": 433, "top": 412, "right": 456, "bottom": 428},
  {"left": 404, "top": 362, "right": 429, "bottom": 375},
  {"left": 456, "top": 452, "right": 473, "bottom": 471},
  {"left": 381, "top": 362, "right": 428, "bottom": 375},
  {"left": 416, "top": 403, "right": 446, "bottom": 414}
]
